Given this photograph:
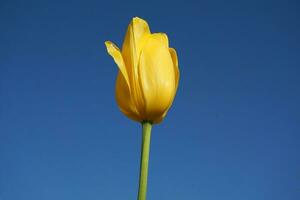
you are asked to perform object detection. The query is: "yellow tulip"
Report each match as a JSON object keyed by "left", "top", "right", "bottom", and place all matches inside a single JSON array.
[{"left": 105, "top": 17, "right": 179, "bottom": 123}]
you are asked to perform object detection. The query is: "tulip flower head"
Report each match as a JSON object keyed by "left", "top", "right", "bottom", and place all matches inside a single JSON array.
[{"left": 105, "top": 17, "right": 179, "bottom": 124}]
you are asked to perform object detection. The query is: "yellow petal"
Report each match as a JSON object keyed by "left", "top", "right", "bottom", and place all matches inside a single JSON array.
[
  {"left": 121, "top": 17, "right": 151, "bottom": 75},
  {"left": 123, "top": 17, "right": 151, "bottom": 58},
  {"left": 169, "top": 48, "right": 180, "bottom": 91},
  {"left": 105, "top": 41, "right": 130, "bottom": 90},
  {"left": 152, "top": 48, "right": 180, "bottom": 124},
  {"left": 138, "top": 34, "right": 176, "bottom": 122},
  {"left": 115, "top": 72, "right": 140, "bottom": 121},
  {"left": 151, "top": 33, "right": 169, "bottom": 48},
  {"left": 121, "top": 17, "right": 151, "bottom": 118}
]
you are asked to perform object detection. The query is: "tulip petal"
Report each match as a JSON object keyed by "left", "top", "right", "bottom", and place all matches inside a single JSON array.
[
  {"left": 169, "top": 48, "right": 180, "bottom": 90},
  {"left": 122, "top": 17, "right": 151, "bottom": 69},
  {"left": 138, "top": 34, "right": 176, "bottom": 122},
  {"left": 115, "top": 72, "right": 140, "bottom": 121},
  {"left": 153, "top": 48, "right": 180, "bottom": 124},
  {"left": 151, "top": 33, "right": 169, "bottom": 48},
  {"left": 122, "top": 17, "right": 150, "bottom": 83},
  {"left": 105, "top": 41, "right": 130, "bottom": 90},
  {"left": 122, "top": 17, "right": 151, "bottom": 117},
  {"left": 152, "top": 48, "right": 179, "bottom": 124}
]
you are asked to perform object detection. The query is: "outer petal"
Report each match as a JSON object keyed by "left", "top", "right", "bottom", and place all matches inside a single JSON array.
[
  {"left": 151, "top": 33, "right": 169, "bottom": 48},
  {"left": 153, "top": 48, "right": 179, "bottom": 124},
  {"left": 115, "top": 72, "right": 141, "bottom": 121},
  {"left": 122, "top": 17, "right": 151, "bottom": 71},
  {"left": 122, "top": 17, "right": 150, "bottom": 67},
  {"left": 105, "top": 41, "right": 140, "bottom": 121},
  {"left": 105, "top": 41, "right": 130, "bottom": 89},
  {"left": 169, "top": 48, "right": 180, "bottom": 91},
  {"left": 138, "top": 34, "right": 176, "bottom": 122},
  {"left": 121, "top": 17, "right": 151, "bottom": 117}
]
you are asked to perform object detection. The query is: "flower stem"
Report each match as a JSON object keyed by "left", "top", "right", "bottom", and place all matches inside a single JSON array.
[{"left": 137, "top": 121, "right": 152, "bottom": 200}]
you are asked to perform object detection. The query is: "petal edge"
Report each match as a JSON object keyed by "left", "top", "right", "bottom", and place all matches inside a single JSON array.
[
  {"left": 169, "top": 48, "right": 179, "bottom": 90},
  {"left": 105, "top": 41, "right": 130, "bottom": 89}
]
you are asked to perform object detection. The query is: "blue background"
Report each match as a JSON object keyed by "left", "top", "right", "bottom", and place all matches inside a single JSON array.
[{"left": 1, "top": 0, "right": 299, "bottom": 199}]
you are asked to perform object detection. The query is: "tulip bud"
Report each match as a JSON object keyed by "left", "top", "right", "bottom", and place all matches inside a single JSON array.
[{"left": 105, "top": 17, "right": 179, "bottom": 123}]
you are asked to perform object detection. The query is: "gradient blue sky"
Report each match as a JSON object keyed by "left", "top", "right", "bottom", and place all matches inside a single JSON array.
[{"left": 1, "top": 0, "right": 300, "bottom": 199}]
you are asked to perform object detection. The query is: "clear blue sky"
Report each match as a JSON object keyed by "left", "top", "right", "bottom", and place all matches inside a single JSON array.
[{"left": 1, "top": 0, "right": 299, "bottom": 199}]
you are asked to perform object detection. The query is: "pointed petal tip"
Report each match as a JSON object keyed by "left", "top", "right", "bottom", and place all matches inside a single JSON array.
[
  {"left": 132, "top": 16, "right": 145, "bottom": 22},
  {"left": 104, "top": 41, "right": 112, "bottom": 51},
  {"left": 105, "top": 41, "right": 120, "bottom": 54},
  {"left": 105, "top": 41, "right": 113, "bottom": 49},
  {"left": 104, "top": 41, "right": 111, "bottom": 47},
  {"left": 131, "top": 17, "right": 149, "bottom": 27}
]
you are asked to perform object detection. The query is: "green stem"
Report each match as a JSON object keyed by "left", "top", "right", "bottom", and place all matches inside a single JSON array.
[{"left": 137, "top": 121, "right": 152, "bottom": 200}]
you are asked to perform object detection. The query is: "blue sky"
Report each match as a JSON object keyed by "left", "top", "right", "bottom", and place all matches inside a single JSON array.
[{"left": 0, "top": 0, "right": 300, "bottom": 199}]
